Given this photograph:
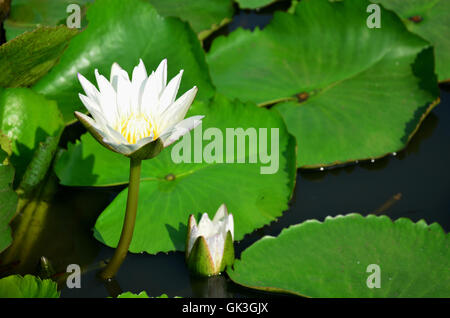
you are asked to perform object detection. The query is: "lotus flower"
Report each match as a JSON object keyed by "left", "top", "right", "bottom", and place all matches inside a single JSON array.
[
  {"left": 75, "top": 59, "right": 203, "bottom": 280},
  {"left": 186, "top": 204, "right": 235, "bottom": 276},
  {"left": 75, "top": 59, "right": 203, "bottom": 160}
]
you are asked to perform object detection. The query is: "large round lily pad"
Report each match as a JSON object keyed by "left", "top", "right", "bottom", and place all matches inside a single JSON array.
[
  {"left": 228, "top": 214, "right": 450, "bottom": 297},
  {"left": 55, "top": 95, "right": 296, "bottom": 254},
  {"left": 32, "top": 0, "right": 215, "bottom": 122},
  {"left": 374, "top": 0, "right": 450, "bottom": 82},
  {"left": 207, "top": 0, "right": 439, "bottom": 168}
]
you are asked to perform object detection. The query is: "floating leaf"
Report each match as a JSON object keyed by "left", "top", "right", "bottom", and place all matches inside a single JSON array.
[
  {"left": 3, "top": 0, "right": 92, "bottom": 40},
  {"left": 0, "top": 88, "right": 64, "bottom": 186},
  {"left": 55, "top": 94, "right": 296, "bottom": 254},
  {"left": 32, "top": 0, "right": 215, "bottom": 123},
  {"left": 0, "top": 26, "right": 78, "bottom": 88},
  {"left": 116, "top": 291, "right": 170, "bottom": 298},
  {"left": 207, "top": 0, "right": 439, "bottom": 168},
  {"left": 4, "top": 0, "right": 232, "bottom": 42},
  {"left": 148, "top": 0, "right": 233, "bottom": 40},
  {"left": 0, "top": 147, "right": 18, "bottom": 253},
  {"left": 116, "top": 291, "right": 150, "bottom": 298},
  {"left": 228, "top": 214, "right": 450, "bottom": 297},
  {"left": 236, "top": 0, "right": 278, "bottom": 9},
  {"left": 374, "top": 0, "right": 450, "bottom": 82},
  {"left": 0, "top": 274, "right": 59, "bottom": 298}
]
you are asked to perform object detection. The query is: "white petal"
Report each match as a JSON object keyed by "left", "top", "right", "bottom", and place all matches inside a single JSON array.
[
  {"left": 198, "top": 213, "right": 218, "bottom": 240},
  {"left": 140, "top": 71, "right": 159, "bottom": 115},
  {"left": 75, "top": 111, "right": 100, "bottom": 131},
  {"left": 110, "top": 62, "right": 130, "bottom": 91},
  {"left": 78, "top": 114, "right": 142, "bottom": 156},
  {"left": 159, "top": 115, "right": 203, "bottom": 147},
  {"left": 198, "top": 213, "right": 214, "bottom": 233},
  {"left": 115, "top": 73, "right": 133, "bottom": 120},
  {"left": 78, "top": 94, "right": 110, "bottom": 127},
  {"left": 213, "top": 204, "right": 228, "bottom": 224},
  {"left": 101, "top": 140, "right": 133, "bottom": 156},
  {"left": 78, "top": 73, "right": 100, "bottom": 105},
  {"left": 205, "top": 233, "right": 224, "bottom": 271},
  {"left": 95, "top": 69, "right": 118, "bottom": 125},
  {"left": 154, "top": 58, "right": 167, "bottom": 95},
  {"left": 227, "top": 214, "right": 234, "bottom": 240},
  {"left": 75, "top": 112, "right": 117, "bottom": 146},
  {"left": 78, "top": 93, "right": 100, "bottom": 114},
  {"left": 104, "top": 125, "right": 129, "bottom": 144},
  {"left": 187, "top": 216, "right": 199, "bottom": 256},
  {"left": 131, "top": 59, "right": 148, "bottom": 113},
  {"left": 159, "top": 70, "right": 183, "bottom": 114},
  {"left": 132, "top": 59, "right": 148, "bottom": 84},
  {"left": 133, "top": 133, "right": 155, "bottom": 148},
  {"left": 189, "top": 214, "right": 198, "bottom": 230},
  {"left": 158, "top": 86, "right": 198, "bottom": 131},
  {"left": 102, "top": 136, "right": 147, "bottom": 156}
]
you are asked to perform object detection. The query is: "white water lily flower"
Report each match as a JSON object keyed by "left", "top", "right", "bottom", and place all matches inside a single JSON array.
[
  {"left": 186, "top": 204, "right": 235, "bottom": 276},
  {"left": 75, "top": 59, "right": 203, "bottom": 159}
]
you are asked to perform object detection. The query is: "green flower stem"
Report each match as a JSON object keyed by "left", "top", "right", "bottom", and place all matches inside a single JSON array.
[{"left": 99, "top": 157, "right": 142, "bottom": 280}]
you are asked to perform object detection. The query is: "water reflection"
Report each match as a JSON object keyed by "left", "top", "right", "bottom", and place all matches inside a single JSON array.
[
  {"left": 0, "top": 183, "right": 113, "bottom": 278},
  {"left": 190, "top": 275, "right": 231, "bottom": 298}
]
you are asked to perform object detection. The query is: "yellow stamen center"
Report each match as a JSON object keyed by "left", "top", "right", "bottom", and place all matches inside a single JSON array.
[{"left": 116, "top": 114, "right": 157, "bottom": 144}]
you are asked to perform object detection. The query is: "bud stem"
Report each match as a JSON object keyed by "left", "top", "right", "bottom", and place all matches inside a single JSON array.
[{"left": 99, "top": 157, "right": 142, "bottom": 280}]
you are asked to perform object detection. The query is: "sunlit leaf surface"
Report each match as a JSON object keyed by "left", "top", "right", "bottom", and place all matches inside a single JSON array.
[
  {"left": 0, "top": 88, "right": 64, "bottom": 185},
  {"left": 4, "top": 0, "right": 92, "bottom": 40},
  {"left": 0, "top": 274, "right": 59, "bottom": 298},
  {"left": 148, "top": 0, "right": 233, "bottom": 39},
  {"left": 374, "top": 0, "right": 450, "bottom": 82},
  {"left": 0, "top": 26, "right": 78, "bottom": 88},
  {"left": 236, "top": 0, "right": 278, "bottom": 9},
  {"left": 228, "top": 214, "right": 450, "bottom": 297},
  {"left": 207, "top": 0, "right": 439, "bottom": 168}
]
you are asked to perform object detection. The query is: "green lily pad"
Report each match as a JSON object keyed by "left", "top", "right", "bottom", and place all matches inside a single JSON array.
[
  {"left": 148, "top": 0, "right": 233, "bottom": 40},
  {"left": 0, "top": 26, "right": 78, "bottom": 88},
  {"left": 228, "top": 214, "right": 450, "bottom": 297},
  {"left": 4, "top": 0, "right": 232, "bottom": 42},
  {"left": 32, "top": 0, "right": 215, "bottom": 123},
  {"left": 116, "top": 291, "right": 170, "bottom": 298},
  {"left": 55, "top": 94, "right": 296, "bottom": 254},
  {"left": 0, "top": 274, "right": 59, "bottom": 298},
  {"left": 0, "top": 88, "right": 64, "bottom": 186},
  {"left": 207, "top": 0, "right": 439, "bottom": 168},
  {"left": 4, "top": 0, "right": 92, "bottom": 41},
  {"left": 116, "top": 291, "right": 150, "bottom": 298},
  {"left": 236, "top": 0, "right": 278, "bottom": 9},
  {"left": 0, "top": 147, "right": 18, "bottom": 253},
  {"left": 374, "top": 0, "right": 450, "bottom": 82}
]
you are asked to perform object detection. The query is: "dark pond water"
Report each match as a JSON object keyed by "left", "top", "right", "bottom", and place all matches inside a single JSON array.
[{"left": 1, "top": 1, "right": 449, "bottom": 298}]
